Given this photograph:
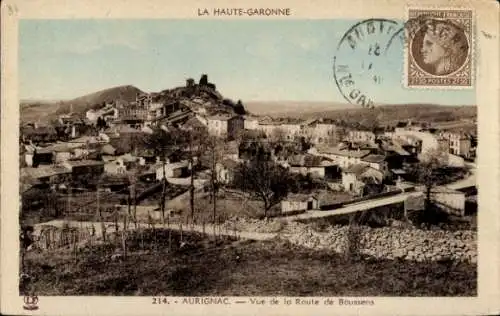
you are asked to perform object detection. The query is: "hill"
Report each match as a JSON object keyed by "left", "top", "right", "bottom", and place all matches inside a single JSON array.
[
  {"left": 244, "top": 101, "right": 355, "bottom": 116},
  {"left": 21, "top": 85, "right": 144, "bottom": 123}
]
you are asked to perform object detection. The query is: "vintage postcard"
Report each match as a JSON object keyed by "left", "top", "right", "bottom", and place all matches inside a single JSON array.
[{"left": 1, "top": 0, "right": 499, "bottom": 315}]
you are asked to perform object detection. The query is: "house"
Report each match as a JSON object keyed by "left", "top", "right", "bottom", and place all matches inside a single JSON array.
[
  {"left": 86, "top": 106, "right": 119, "bottom": 124},
  {"left": 116, "top": 153, "right": 138, "bottom": 170},
  {"left": 183, "top": 115, "right": 207, "bottom": 134},
  {"left": 341, "top": 163, "right": 384, "bottom": 195},
  {"left": 137, "top": 149, "right": 156, "bottom": 165},
  {"left": 206, "top": 115, "right": 244, "bottom": 140},
  {"left": 20, "top": 124, "right": 58, "bottom": 144},
  {"left": 62, "top": 160, "right": 105, "bottom": 178},
  {"left": 431, "top": 187, "right": 466, "bottom": 217},
  {"left": 24, "top": 146, "right": 54, "bottom": 167},
  {"left": 439, "top": 131, "right": 472, "bottom": 158},
  {"left": 279, "top": 120, "right": 303, "bottom": 141},
  {"left": 287, "top": 154, "right": 339, "bottom": 179},
  {"left": 98, "top": 174, "right": 130, "bottom": 192},
  {"left": 360, "top": 154, "right": 388, "bottom": 173},
  {"left": 104, "top": 160, "right": 127, "bottom": 174},
  {"left": 311, "top": 146, "right": 371, "bottom": 169},
  {"left": 281, "top": 194, "right": 319, "bottom": 214},
  {"left": 257, "top": 117, "right": 282, "bottom": 138},
  {"left": 57, "top": 113, "right": 86, "bottom": 138},
  {"left": 155, "top": 161, "right": 190, "bottom": 180},
  {"left": 244, "top": 116, "right": 260, "bottom": 130},
  {"left": 21, "top": 165, "right": 71, "bottom": 184},
  {"left": 309, "top": 121, "right": 339, "bottom": 146},
  {"left": 42, "top": 143, "right": 78, "bottom": 163},
  {"left": 348, "top": 130, "right": 376, "bottom": 143},
  {"left": 215, "top": 158, "right": 240, "bottom": 185},
  {"left": 101, "top": 144, "right": 117, "bottom": 156}
]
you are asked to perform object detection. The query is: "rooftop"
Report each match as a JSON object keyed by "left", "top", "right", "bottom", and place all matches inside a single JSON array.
[
  {"left": 207, "top": 114, "right": 236, "bottom": 121},
  {"left": 21, "top": 165, "right": 71, "bottom": 180},
  {"left": 361, "top": 154, "right": 386, "bottom": 163},
  {"left": 63, "top": 160, "right": 105, "bottom": 167},
  {"left": 288, "top": 154, "right": 325, "bottom": 168},
  {"left": 317, "top": 146, "right": 371, "bottom": 158},
  {"left": 343, "top": 163, "right": 370, "bottom": 175}
]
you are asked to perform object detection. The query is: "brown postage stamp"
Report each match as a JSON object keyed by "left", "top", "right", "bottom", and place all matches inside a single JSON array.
[{"left": 405, "top": 9, "right": 474, "bottom": 88}]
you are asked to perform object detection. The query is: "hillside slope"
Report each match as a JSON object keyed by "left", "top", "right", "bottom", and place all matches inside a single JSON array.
[{"left": 21, "top": 85, "right": 144, "bottom": 123}]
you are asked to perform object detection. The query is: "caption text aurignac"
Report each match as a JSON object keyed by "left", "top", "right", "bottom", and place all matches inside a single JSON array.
[{"left": 152, "top": 297, "right": 375, "bottom": 306}]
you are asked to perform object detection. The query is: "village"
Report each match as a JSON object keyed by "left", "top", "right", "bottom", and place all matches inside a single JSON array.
[
  {"left": 20, "top": 74, "right": 477, "bottom": 224},
  {"left": 19, "top": 74, "right": 478, "bottom": 296}
]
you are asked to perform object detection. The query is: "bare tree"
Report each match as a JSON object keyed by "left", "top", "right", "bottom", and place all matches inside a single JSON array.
[
  {"left": 269, "top": 127, "right": 287, "bottom": 144},
  {"left": 408, "top": 148, "right": 449, "bottom": 210},
  {"left": 178, "top": 126, "right": 207, "bottom": 223},
  {"left": 201, "top": 136, "right": 224, "bottom": 223},
  {"left": 144, "top": 129, "right": 176, "bottom": 227},
  {"left": 234, "top": 152, "right": 291, "bottom": 217}
]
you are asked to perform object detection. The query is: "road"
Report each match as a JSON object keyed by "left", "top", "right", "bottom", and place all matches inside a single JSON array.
[{"left": 287, "top": 191, "right": 424, "bottom": 221}]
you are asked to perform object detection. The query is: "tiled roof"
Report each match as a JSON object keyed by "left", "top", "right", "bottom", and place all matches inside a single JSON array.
[
  {"left": 21, "top": 125, "right": 57, "bottom": 136},
  {"left": 317, "top": 146, "right": 371, "bottom": 158},
  {"left": 343, "top": 163, "right": 370, "bottom": 175},
  {"left": 183, "top": 116, "right": 206, "bottom": 129},
  {"left": 21, "top": 166, "right": 71, "bottom": 179},
  {"left": 63, "top": 160, "right": 104, "bottom": 167},
  {"left": 207, "top": 114, "right": 235, "bottom": 121},
  {"left": 362, "top": 154, "right": 386, "bottom": 163},
  {"left": 101, "top": 144, "right": 116, "bottom": 155},
  {"left": 288, "top": 154, "right": 324, "bottom": 167}
]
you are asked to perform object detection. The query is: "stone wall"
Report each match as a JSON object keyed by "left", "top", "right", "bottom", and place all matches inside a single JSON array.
[{"left": 285, "top": 225, "right": 476, "bottom": 263}]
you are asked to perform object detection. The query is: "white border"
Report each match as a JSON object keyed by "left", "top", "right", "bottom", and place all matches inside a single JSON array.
[{"left": 1, "top": 0, "right": 499, "bottom": 315}]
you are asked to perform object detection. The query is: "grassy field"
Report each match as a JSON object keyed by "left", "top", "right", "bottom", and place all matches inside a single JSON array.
[{"left": 21, "top": 229, "right": 476, "bottom": 296}]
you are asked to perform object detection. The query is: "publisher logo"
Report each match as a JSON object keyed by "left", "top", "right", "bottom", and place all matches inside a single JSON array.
[{"left": 23, "top": 295, "right": 39, "bottom": 311}]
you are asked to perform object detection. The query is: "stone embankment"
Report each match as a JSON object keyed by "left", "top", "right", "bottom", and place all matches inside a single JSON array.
[{"left": 222, "top": 217, "right": 477, "bottom": 263}]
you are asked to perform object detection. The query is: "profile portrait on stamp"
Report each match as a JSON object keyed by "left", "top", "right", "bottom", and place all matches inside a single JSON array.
[
  {"left": 406, "top": 9, "right": 473, "bottom": 87},
  {"left": 414, "top": 19, "right": 469, "bottom": 76}
]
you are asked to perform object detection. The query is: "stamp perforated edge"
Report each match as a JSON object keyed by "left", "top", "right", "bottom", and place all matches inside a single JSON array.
[{"left": 402, "top": 6, "right": 476, "bottom": 90}]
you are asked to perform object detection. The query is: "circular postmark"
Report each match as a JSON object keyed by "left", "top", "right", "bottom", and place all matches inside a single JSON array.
[{"left": 333, "top": 19, "right": 403, "bottom": 108}]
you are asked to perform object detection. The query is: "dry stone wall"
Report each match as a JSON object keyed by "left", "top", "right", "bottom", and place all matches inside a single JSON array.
[
  {"left": 284, "top": 225, "right": 476, "bottom": 263},
  {"left": 222, "top": 217, "right": 477, "bottom": 263}
]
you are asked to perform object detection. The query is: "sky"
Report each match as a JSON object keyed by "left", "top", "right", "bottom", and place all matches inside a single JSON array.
[{"left": 19, "top": 19, "right": 475, "bottom": 105}]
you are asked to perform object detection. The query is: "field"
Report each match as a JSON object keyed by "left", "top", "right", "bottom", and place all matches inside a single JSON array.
[{"left": 21, "top": 229, "right": 477, "bottom": 296}]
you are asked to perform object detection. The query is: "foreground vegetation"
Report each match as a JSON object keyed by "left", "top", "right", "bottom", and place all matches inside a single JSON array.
[{"left": 21, "top": 229, "right": 476, "bottom": 296}]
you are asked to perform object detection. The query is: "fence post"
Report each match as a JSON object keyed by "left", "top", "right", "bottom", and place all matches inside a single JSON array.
[{"left": 180, "top": 223, "right": 183, "bottom": 242}]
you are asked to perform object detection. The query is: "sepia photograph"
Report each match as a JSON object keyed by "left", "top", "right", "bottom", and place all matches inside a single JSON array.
[{"left": 17, "top": 17, "right": 479, "bottom": 298}]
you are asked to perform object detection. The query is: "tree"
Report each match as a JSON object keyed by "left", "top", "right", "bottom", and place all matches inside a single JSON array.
[
  {"left": 234, "top": 153, "right": 291, "bottom": 217},
  {"left": 234, "top": 100, "right": 246, "bottom": 115},
  {"left": 269, "top": 127, "right": 287, "bottom": 144},
  {"left": 407, "top": 148, "right": 449, "bottom": 210},
  {"left": 200, "top": 136, "right": 224, "bottom": 223},
  {"left": 144, "top": 129, "right": 176, "bottom": 225}
]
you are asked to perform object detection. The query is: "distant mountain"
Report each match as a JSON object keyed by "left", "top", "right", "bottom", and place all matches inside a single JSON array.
[
  {"left": 21, "top": 85, "right": 144, "bottom": 123},
  {"left": 244, "top": 101, "right": 355, "bottom": 116},
  {"left": 265, "top": 103, "right": 477, "bottom": 127}
]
